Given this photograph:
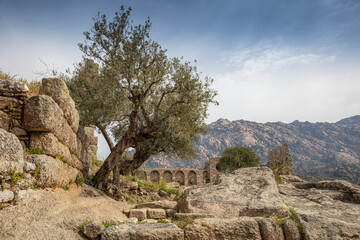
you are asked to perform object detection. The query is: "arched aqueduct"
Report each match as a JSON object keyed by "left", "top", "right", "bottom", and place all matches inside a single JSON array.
[{"left": 135, "top": 158, "right": 220, "bottom": 185}]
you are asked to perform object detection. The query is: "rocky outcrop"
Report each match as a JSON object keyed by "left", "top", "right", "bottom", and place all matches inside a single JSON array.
[
  {"left": 0, "top": 186, "right": 128, "bottom": 240},
  {"left": 0, "top": 129, "right": 24, "bottom": 172},
  {"left": 101, "top": 223, "right": 184, "bottom": 240},
  {"left": 178, "top": 167, "right": 288, "bottom": 217}
]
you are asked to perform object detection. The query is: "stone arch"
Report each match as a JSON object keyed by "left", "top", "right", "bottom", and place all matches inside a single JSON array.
[
  {"left": 163, "top": 171, "right": 173, "bottom": 183},
  {"left": 150, "top": 170, "right": 160, "bottom": 182},
  {"left": 136, "top": 171, "right": 147, "bottom": 180},
  {"left": 175, "top": 171, "right": 185, "bottom": 185},
  {"left": 203, "top": 171, "right": 210, "bottom": 183},
  {"left": 188, "top": 171, "right": 197, "bottom": 185}
]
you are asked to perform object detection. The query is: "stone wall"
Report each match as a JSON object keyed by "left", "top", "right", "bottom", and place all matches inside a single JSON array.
[
  {"left": 136, "top": 157, "right": 220, "bottom": 185},
  {"left": 266, "top": 143, "right": 293, "bottom": 175},
  {"left": 0, "top": 78, "right": 98, "bottom": 183}
]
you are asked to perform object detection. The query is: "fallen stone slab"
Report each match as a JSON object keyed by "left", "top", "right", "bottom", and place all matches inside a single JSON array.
[
  {"left": 0, "top": 79, "right": 29, "bottom": 93},
  {"left": 101, "top": 223, "right": 184, "bottom": 240},
  {"left": 184, "top": 217, "right": 261, "bottom": 240},
  {"left": 174, "top": 213, "right": 215, "bottom": 220},
  {"left": 135, "top": 200, "right": 177, "bottom": 210}
]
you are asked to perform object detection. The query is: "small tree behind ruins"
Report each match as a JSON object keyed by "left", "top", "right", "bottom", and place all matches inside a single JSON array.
[
  {"left": 67, "top": 6, "right": 217, "bottom": 188},
  {"left": 216, "top": 146, "right": 260, "bottom": 173}
]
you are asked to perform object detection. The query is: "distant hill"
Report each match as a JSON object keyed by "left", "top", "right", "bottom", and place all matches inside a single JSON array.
[{"left": 143, "top": 116, "right": 360, "bottom": 184}]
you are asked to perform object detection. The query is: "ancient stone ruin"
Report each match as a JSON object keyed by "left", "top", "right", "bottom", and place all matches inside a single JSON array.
[
  {"left": 0, "top": 78, "right": 97, "bottom": 186},
  {"left": 136, "top": 157, "right": 220, "bottom": 185},
  {"left": 266, "top": 143, "right": 293, "bottom": 175}
]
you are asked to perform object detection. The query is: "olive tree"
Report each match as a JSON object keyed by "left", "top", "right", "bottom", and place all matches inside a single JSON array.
[
  {"left": 216, "top": 146, "right": 260, "bottom": 173},
  {"left": 68, "top": 7, "right": 217, "bottom": 188}
]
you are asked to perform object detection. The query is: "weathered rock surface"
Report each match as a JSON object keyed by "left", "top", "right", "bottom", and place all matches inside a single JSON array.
[
  {"left": 0, "top": 128, "right": 24, "bottom": 172},
  {"left": 0, "top": 110, "right": 9, "bottom": 130},
  {"left": 24, "top": 95, "right": 78, "bottom": 154},
  {"left": 147, "top": 208, "right": 166, "bottom": 219},
  {"left": 278, "top": 178, "right": 360, "bottom": 240},
  {"left": 39, "top": 78, "right": 79, "bottom": 133},
  {"left": 0, "top": 79, "right": 29, "bottom": 93},
  {"left": 0, "top": 189, "right": 15, "bottom": 202},
  {"left": 30, "top": 132, "right": 82, "bottom": 169},
  {"left": 129, "top": 208, "right": 147, "bottom": 221},
  {"left": 255, "top": 217, "right": 284, "bottom": 240},
  {"left": 83, "top": 221, "right": 105, "bottom": 239},
  {"left": 184, "top": 217, "right": 262, "bottom": 240},
  {"left": 101, "top": 223, "right": 184, "bottom": 240},
  {"left": 0, "top": 186, "right": 128, "bottom": 240},
  {"left": 178, "top": 167, "right": 288, "bottom": 217},
  {"left": 26, "top": 154, "right": 79, "bottom": 186},
  {"left": 284, "top": 219, "right": 300, "bottom": 240},
  {"left": 136, "top": 200, "right": 177, "bottom": 209}
]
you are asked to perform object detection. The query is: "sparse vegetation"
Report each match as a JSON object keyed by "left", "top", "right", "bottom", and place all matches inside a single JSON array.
[
  {"left": 33, "top": 164, "right": 41, "bottom": 178},
  {"left": 75, "top": 172, "right": 84, "bottom": 185},
  {"left": 27, "top": 146, "right": 43, "bottom": 155},
  {"left": 102, "top": 220, "right": 119, "bottom": 228},
  {"left": 9, "top": 167, "right": 24, "bottom": 184}
]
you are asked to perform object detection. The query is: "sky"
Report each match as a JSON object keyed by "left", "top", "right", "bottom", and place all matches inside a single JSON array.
[{"left": 1, "top": 0, "right": 360, "bottom": 158}]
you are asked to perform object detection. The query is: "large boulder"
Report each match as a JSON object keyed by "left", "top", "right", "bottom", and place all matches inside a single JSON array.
[
  {"left": 0, "top": 128, "right": 24, "bottom": 172},
  {"left": 278, "top": 178, "right": 360, "bottom": 239},
  {"left": 0, "top": 79, "right": 29, "bottom": 93},
  {"left": 39, "top": 78, "right": 79, "bottom": 133},
  {"left": 26, "top": 154, "right": 79, "bottom": 186},
  {"left": 30, "top": 132, "right": 82, "bottom": 170},
  {"left": 178, "top": 167, "right": 288, "bottom": 217},
  {"left": 184, "top": 217, "right": 262, "bottom": 240},
  {"left": 101, "top": 223, "right": 184, "bottom": 240},
  {"left": 24, "top": 95, "right": 78, "bottom": 154}
]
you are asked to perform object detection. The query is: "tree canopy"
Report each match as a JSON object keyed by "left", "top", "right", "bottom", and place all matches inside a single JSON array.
[
  {"left": 67, "top": 6, "right": 217, "bottom": 188},
  {"left": 216, "top": 146, "right": 260, "bottom": 173}
]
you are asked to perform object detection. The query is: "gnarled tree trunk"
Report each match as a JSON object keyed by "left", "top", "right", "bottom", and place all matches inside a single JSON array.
[{"left": 119, "top": 145, "right": 151, "bottom": 175}]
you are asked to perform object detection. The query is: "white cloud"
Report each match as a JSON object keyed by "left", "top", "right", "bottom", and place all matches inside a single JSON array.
[{"left": 207, "top": 40, "right": 360, "bottom": 124}]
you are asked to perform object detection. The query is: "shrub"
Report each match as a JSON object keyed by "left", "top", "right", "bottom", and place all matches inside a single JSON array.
[
  {"left": 27, "top": 146, "right": 43, "bottom": 155},
  {"left": 75, "top": 172, "right": 84, "bottom": 185},
  {"left": 216, "top": 146, "right": 260, "bottom": 173}
]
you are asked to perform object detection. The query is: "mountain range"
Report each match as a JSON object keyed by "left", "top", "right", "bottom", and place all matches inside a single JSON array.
[{"left": 143, "top": 115, "right": 360, "bottom": 184}]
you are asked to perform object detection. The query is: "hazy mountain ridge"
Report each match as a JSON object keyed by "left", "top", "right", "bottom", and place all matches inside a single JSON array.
[{"left": 144, "top": 115, "right": 360, "bottom": 184}]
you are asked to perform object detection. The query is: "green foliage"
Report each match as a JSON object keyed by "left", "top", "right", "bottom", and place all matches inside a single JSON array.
[
  {"left": 102, "top": 220, "right": 118, "bottom": 228},
  {"left": 216, "top": 146, "right": 261, "bottom": 173},
  {"left": 56, "top": 154, "right": 63, "bottom": 161},
  {"left": 27, "top": 146, "right": 43, "bottom": 155},
  {"left": 157, "top": 219, "right": 169, "bottom": 223},
  {"left": 67, "top": 7, "right": 217, "bottom": 183},
  {"left": 33, "top": 164, "right": 41, "bottom": 178},
  {"left": 59, "top": 140, "right": 66, "bottom": 146},
  {"left": 9, "top": 167, "right": 24, "bottom": 184},
  {"left": 75, "top": 172, "right": 84, "bottom": 185},
  {"left": 92, "top": 158, "right": 103, "bottom": 167}
]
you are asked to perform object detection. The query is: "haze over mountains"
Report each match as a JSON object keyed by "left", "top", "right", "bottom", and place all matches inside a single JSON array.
[{"left": 144, "top": 115, "right": 360, "bottom": 184}]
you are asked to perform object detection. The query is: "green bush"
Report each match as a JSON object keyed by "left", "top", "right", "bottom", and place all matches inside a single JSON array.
[
  {"left": 75, "top": 172, "right": 84, "bottom": 185},
  {"left": 27, "top": 146, "right": 43, "bottom": 155},
  {"left": 216, "top": 146, "right": 260, "bottom": 173}
]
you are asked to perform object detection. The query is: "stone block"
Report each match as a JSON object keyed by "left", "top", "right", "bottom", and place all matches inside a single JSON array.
[
  {"left": 0, "top": 96, "right": 20, "bottom": 109},
  {"left": 0, "top": 111, "right": 9, "bottom": 130},
  {"left": 0, "top": 79, "right": 29, "bottom": 93},
  {"left": 184, "top": 217, "right": 261, "bottom": 240},
  {"left": 0, "top": 128, "right": 24, "bottom": 172},
  {"left": 83, "top": 221, "right": 105, "bottom": 239},
  {"left": 9, "top": 127, "right": 27, "bottom": 136},
  {"left": 129, "top": 208, "right": 147, "bottom": 221},
  {"left": 147, "top": 209, "right": 166, "bottom": 219},
  {"left": 24, "top": 95, "right": 78, "bottom": 154},
  {"left": 166, "top": 209, "right": 177, "bottom": 218},
  {"left": 39, "top": 78, "right": 79, "bottom": 133},
  {"left": 0, "top": 189, "right": 15, "bottom": 202},
  {"left": 136, "top": 200, "right": 177, "bottom": 210},
  {"left": 101, "top": 223, "right": 184, "bottom": 240},
  {"left": 26, "top": 154, "right": 79, "bottom": 186}
]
